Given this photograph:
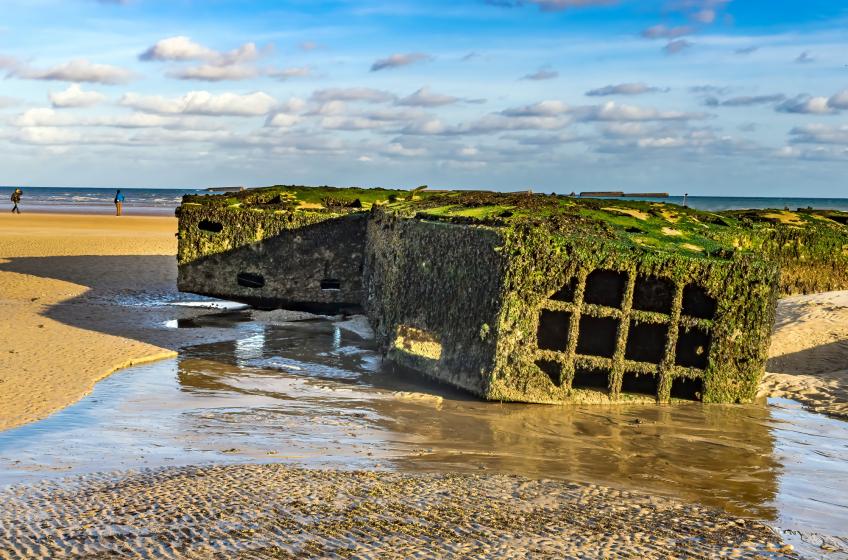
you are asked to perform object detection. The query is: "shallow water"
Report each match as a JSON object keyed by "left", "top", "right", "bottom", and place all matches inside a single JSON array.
[{"left": 0, "top": 315, "right": 846, "bottom": 538}]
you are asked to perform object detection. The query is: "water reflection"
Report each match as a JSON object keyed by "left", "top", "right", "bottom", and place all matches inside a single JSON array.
[{"left": 0, "top": 316, "right": 846, "bottom": 538}]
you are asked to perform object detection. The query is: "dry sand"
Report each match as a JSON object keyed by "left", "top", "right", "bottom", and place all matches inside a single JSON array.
[
  {"left": 0, "top": 213, "right": 250, "bottom": 433},
  {"left": 760, "top": 291, "right": 848, "bottom": 418}
]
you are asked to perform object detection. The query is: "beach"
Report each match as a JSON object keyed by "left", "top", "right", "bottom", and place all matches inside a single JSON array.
[
  {"left": 1, "top": 212, "right": 847, "bottom": 558},
  {"left": 0, "top": 213, "right": 251, "bottom": 433}
]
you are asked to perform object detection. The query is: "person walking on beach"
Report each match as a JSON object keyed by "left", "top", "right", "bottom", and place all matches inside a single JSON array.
[
  {"left": 10, "top": 189, "right": 21, "bottom": 214},
  {"left": 114, "top": 190, "right": 124, "bottom": 216}
]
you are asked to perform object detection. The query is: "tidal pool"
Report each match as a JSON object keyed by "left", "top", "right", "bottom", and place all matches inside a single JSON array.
[{"left": 0, "top": 314, "right": 846, "bottom": 540}]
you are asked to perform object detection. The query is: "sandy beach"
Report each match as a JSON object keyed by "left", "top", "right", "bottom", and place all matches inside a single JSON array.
[
  {"left": 0, "top": 213, "right": 251, "bottom": 433},
  {"left": 1, "top": 213, "right": 847, "bottom": 558}
]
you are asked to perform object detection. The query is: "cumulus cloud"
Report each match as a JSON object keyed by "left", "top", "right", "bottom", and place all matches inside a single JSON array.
[
  {"left": 10, "top": 59, "right": 137, "bottom": 84},
  {"left": 9, "top": 108, "right": 78, "bottom": 127},
  {"left": 642, "top": 24, "right": 697, "bottom": 39},
  {"left": 789, "top": 124, "right": 848, "bottom": 145},
  {"left": 521, "top": 70, "right": 558, "bottom": 81},
  {"left": 139, "top": 37, "right": 267, "bottom": 65},
  {"left": 311, "top": 87, "right": 395, "bottom": 104},
  {"left": 320, "top": 108, "right": 428, "bottom": 131},
  {"left": 402, "top": 115, "right": 573, "bottom": 136},
  {"left": 118, "top": 91, "right": 278, "bottom": 116},
  {"left": 396, "top": 86, "right": 460, "bottom": 107},
  {"left": 140, "top": 37, "right": 273, "bottom": 81},
  {"left": 167, "top": 64, "right": 259, "bottom": 81},
  {"left": 777, "top": 95, "right": 837, "bottom": 115},
  {"left": 827, "top": 89, "right": 848, "bottom": 110},
  {"left": 585, "top": 83, "right": 665, "bottom": 96},
  {"left": 48, "top": 84, "right": 108, "bottom": 108},
  {"left": 500, "top": 100, "right": 706, "bottom": 122},
  {"left": 665, "top": 40, "right": 692, "bottom": 54},
  {"left": 370, "top": 52, "right": 431, "bottom": 72},
  {"left": 795, "top": 51, "right": 814, "bottom": 64}
]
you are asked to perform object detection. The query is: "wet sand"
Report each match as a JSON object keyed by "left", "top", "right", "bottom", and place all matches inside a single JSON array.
[
  {"left": 0, "top": 213, "right": 252, "bottom": 432},
  {"left": 2, "top": 213, "right": 848, "bottom": 558},
  {"left": 0, "top": 464, "right": 809, "bottom": 560}
]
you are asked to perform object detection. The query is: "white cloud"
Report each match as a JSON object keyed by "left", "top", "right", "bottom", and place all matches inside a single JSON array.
[
  {"left": 311, "top": 87, "right": 395, "bottom": 103},
  {"left": 777, "top": 95, "right": 837, "bottom": 115},
  {"left": 10, "top": 108, "right": 78, "bottom": 127},
  {"left": 789, "top": 124, "right": 848, "bottom": 145},
  {"left": 0, "top": 96, "right": 21, "bottom": 109},
  {"left": 265, "top": 113, "right": 306, "bottom": 127},
  {"left": 358, "top": 156, "right": 372, "bottom": 161},
  {"left": 168, "top": 64, "right": 259, "bottom": 81},
  {"left": 48, "top": 84, "right": 108, "bottom": 108},
  {"left": 585, "top": 83, "right": 664, "bottom": 96},
  {"left": 84, "top": 113, "right": 177, "bottom": 128},
  {"left": 370, "top": 52, "right": 431, "bottom": 72},
  {"left": 139, "top": 37, "right": 219, "bottom": 62},
  {"left": 118, "top": 91, "right": 278, "bottom": 116},
  {"left": 501, "top": 100, "right": 706, "bottom": 122},
  {"left": 828, "top": 89, "right": 848, "bottom": 110},
  {"left": 396, "top": 86, "right": 460, "bottom": 107},
  {"left": 17, "top": 59, "right": 137, "bottom": 85}
]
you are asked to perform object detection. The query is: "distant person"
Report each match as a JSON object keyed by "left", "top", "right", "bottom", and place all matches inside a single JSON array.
[
  {"left": 10, "top": 189, "right": 21, "bottom": 214},
  {"left": 114, "top": 190, "right": 124, "bottom": 216}
]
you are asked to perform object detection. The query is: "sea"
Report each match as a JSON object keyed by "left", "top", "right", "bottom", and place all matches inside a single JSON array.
[{"left": 2, "top": 186, "right": 848, "bottom": 215}]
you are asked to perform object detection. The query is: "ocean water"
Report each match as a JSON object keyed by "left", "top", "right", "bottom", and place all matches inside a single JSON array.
[{"left": 2, "top": 186, "right": 848, "bottom": 214}]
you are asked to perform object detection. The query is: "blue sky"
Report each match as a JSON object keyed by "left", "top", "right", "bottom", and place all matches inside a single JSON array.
[{"left": 1, "top": 0, "right": 847, "bottom": 195}]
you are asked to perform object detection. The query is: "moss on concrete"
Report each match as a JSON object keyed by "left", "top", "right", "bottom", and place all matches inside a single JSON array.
[{"left": 176, "top": 185, "right": 848, "bottom": 404}]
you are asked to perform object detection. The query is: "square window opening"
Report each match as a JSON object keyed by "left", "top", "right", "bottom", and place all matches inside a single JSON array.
[
  {"left": 632, "top": 275, "right": 674, "bottom": 314},
  {"left": 620, "top": 371, "right": 658, "bottom": 397},
  {"left": 671, "top": 376, "right": 702, "bottom": 401},
  {"left": 576, "top": 315, "right": 620, "bottom": 359},
  {"left": 583, "top": 270, "right": 628, "bottom": 309},
  {"left": 624, "top": 321, "right": 668, "bottom": 365},
  {"left": 535, "top": 360, "right": 562, "bottom": 388},
  {"left": 571, "top": 367, "right": 611, "bottom": 391},
  {"left": 682, "top": 284, "right": 717, "bottom": 319},
  {"left": 537, "top": 310, "right": 571, "bottom": 352},
  {"left": 675, "top": 327, "right": 711, "bottom": 369}
]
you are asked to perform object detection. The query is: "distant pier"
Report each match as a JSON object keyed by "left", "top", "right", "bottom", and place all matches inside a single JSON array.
[{"left": 580, "top": 191, "right": 668, "bottom": 198}]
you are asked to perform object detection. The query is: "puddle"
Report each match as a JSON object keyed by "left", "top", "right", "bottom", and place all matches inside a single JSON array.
[{"left": 0, "top": 316, "right": 846, "bottom": 539}]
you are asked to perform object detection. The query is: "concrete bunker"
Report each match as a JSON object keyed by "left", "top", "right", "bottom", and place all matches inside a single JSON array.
[{"left": 175, "top": 186, "right": 826, "bottom": 405}]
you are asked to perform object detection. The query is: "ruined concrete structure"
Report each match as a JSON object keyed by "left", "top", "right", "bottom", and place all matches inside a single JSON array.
[{"left": 176, "top": 185, "right": 848, "bottom": 405}]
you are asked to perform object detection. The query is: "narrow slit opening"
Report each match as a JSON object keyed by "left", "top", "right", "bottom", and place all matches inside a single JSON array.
[
  {"left": 237, "top": 272, "right": 265, "bottom": 289},
  {"left": 321, "top": 279, "right": 342, "bottom": 290}
]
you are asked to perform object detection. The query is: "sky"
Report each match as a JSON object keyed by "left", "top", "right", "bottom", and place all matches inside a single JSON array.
[{"left": 1, "top": 0, "right": 847, "bottom": 195}]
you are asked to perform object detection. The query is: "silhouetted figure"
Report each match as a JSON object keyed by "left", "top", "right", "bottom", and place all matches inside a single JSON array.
[
  {"left": 115, "top": 190, "right": 124, "bottom": 216},
  {"left": 10, "top": 189, "right": 21, "bottom": 214}
]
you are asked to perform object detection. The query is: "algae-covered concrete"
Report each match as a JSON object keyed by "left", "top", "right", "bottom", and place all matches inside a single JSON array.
[{"left": 175, "top": 185, "right": 848, "bottom": 404}]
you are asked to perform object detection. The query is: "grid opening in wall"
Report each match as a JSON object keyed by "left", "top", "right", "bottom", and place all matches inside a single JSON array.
[
  {"left": 583, "top": 270, "right": 627, "bottom": 309},
  {"left": 670, "top": 376, "right": 702, "bottom": 401},
  {"left": 624, "top": 321, "right": 668, "bottom": 364},
  {"left": 682, "top": 284, "right": 717, "bottom": 319},
  {"left": 632, "top": 275, "right": 674, "bottom": 314},
  {"left": 571, "top": 367, "right": 611, "bottom": 391},
  {"left": 537, "top": 310, "right": 571, "bottom": 352},
  {"left": 550, "top": 277, "right": 577, "bottom": 303},
  {"left": 675, "top": 327, "right": 711, "bottom": 369},
  {"left": 620, "top": 371, "right": 658, "bottom": 396},
  {"left": 535, "top": 359, "right": 562, "bottom": 387},
  {"left": 576, "top": 316, "right": 620, "bottom": 358}
]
